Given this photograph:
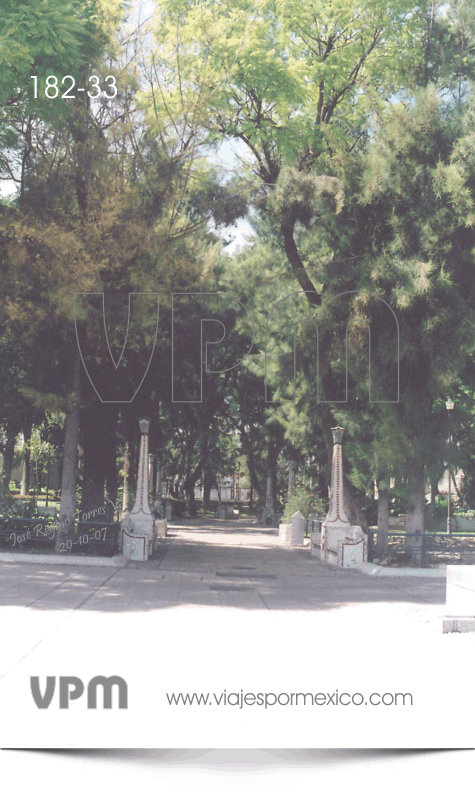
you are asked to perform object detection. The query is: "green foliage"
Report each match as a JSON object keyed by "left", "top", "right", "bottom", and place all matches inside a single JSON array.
[
  {"left": 281, "top": 485, "right": 323, "bottom": 523},
  {"left": 1, "top": 0, "right": 475, "bottom": 531},
  {"left": 0, "top": 0, "right": 115, "bottom": 106},
  {"left": 0, "top": 494, "right": 36, "bottom": 518}
]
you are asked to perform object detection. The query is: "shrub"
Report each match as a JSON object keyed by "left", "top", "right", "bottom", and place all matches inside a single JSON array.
[
  {"left": 0, "top": 494, "right": 37, "bottom": 518},
  {"left": 281, "top": 486, "right": 324, "bottom": 524}
]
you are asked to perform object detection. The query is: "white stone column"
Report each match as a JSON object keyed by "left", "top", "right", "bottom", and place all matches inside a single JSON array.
[
  {"left": 121, "top": 418, "right": 155, "bottom": 560},
  {"left": 315, "top": 426, "right": 367, "bottom": 567},
  {"left": 325, "top": 426, "right": 350, "bottom": 528},
  {"left": 131, "top": 419, "right": 153, "bottom": 520}
]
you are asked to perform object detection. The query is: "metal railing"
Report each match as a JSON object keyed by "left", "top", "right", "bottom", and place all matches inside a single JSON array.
[
  {"left": 368, "top": 529, "right": 435, "bottom": 567},
  {"left": 305, "top": 516, "right": 322, "bottom": 538}
]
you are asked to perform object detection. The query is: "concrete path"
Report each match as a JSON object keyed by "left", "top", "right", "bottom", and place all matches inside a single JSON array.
[
  {"left": 0, "top": 517, "right": 448, "bottom": 684},
  {"left": 0, "top": 518, "right": 446, "bottom": 621}
]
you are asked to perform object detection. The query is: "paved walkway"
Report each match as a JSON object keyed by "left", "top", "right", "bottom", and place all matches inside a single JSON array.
[{"left": 0, "top": 518, "right": 446, "bottom": 621}]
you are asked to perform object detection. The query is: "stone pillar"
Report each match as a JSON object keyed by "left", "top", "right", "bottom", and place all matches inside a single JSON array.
[
  {"left": 326, "top": 426, "right": 350, "bottom": 528},
  {"left": 288, "top": 461, "right": 297, "bottom": 499},
  {"left": 262, "top": 471, "right": 275, "bottom": 525},
  {"left": 121, "top": 418, "right": 155, "bottom": 561},
  {"left": 290, "top": 510, "right": 305, "bottom": 546},
  {"left": 313, "top": 426, "right": 367, "bottom": 567}
]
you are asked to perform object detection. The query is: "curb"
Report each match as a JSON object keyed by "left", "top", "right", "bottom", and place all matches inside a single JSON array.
[
  {"left": 0, "top": 552, "right": 129, "bottom": 568},
  {"left": 356, "top": 562, "right": 446, "bottom": 578},
  {"left": 442, "top": 617, "right": 475, "bottom": 633}
]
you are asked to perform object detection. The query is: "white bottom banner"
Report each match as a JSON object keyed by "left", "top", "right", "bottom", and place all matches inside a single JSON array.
[{"left": 1, "top": 602, "right": 473, "bottom": 748}]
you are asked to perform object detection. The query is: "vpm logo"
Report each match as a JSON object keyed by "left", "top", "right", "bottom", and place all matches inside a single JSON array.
[{"left": 30, "top": 676, "right": 128, "bottom": 709}]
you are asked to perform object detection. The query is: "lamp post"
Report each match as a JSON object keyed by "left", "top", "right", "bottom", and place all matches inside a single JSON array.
[{"left": 446, "top": 399, "right": 454, "bottom": 536}]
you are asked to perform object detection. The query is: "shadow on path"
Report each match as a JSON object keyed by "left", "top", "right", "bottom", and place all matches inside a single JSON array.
[{"left": 0, "top": 518, "right": 446, "bottom": 614}]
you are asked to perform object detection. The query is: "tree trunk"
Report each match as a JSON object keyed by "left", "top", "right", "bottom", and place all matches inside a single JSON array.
[
  {"left": 1, "top": 429, "right": 17, "bottom": 497},
  {"left": 203, "top": 468, "right": 212, "bottom": 512},
  {"left": 186, "top": 487, "right": 196, "bottom": 515},
  {"left": 342, "top": 476, "right": 370, "bottom": 534},
  {"left": 406, "top": 462, "right": 426, "bottom": 535},
  {"left": 45, "top": 452, "right": 51, "bottom": 506},
  {"left": 80, "top": 422, "right": 106, "bottom": 518},
  {"left": 121, "top": 410, "right": 137, "bottom": 514},
  {"left": 21, "top": 422, "right": 32, "bottom": 497},
  {"left": 56, "top": 352, "right": 81, "bottom": 550},
  {"left": 405, "top": 461, "right": 426, "bottom": 564},
  {"left": 240, "top": 425, "right": 264, "bottom": 500},
  {"left": 149, "top": 456, "right": 156, "bottom": 501},
  {"left": 429, "top": 473, "right": 440, "bottom": 509},
  {"left": 122, "top": 441, "right": 131, "bottom": 514},
  {"left": 104, "top": 433, "right": 118, "bottom": 522},
  {"left": 184, "top": 474, "right": 198, "bottom": 516},
  {"left": 376, "top": 488, "right": 389, "bottom": 558},
  {"left": 280, "top": 215, "right": 321, "bottom": 299},
  {"left": 267, "top": 443, "right": 278, "bottom": 512}
]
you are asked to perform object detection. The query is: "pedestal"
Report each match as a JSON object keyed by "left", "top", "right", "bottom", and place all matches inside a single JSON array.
[
  {"left": 262, "top": 506, "right": 275, "bottom": 525},
  {"left": 121, "top": 418, "right": 156, "bottom": 561},
  {"left": 321, "top": 521, "right": 367, "bottom": 567},
  {"left": 121, "top": 523, "right": 153, "bottom": 562},
  {"left": 279, "top": 523, "right": 292, "bottom": 543},
  {"left": 443, "top": 566, "right": 475, "bottom": 633},
  {"left": 319, "top": 427, "right": 367, "bottom": 568},
  {"left": 154, "top": 518, "right": 168, "bottom": 538},
  {"left": 290, "top": 510, "right": 305, "bottom": 545}
]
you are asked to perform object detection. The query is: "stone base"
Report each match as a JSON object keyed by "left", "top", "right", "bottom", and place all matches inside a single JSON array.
[
  {"left": 121, "top": 512, "right": 156, "bottom": 561},
  {"left": 289, "top": 512, "right": 305, "bottom": 546},
  {"left": 443, "top": 565, "right": 475, "bottom": 632},
  {"left": 154, "top": 518, "right": 168, "bottom": 538},
  {"left": 442, "top": 617, "right": 475, "bottom": 633},
  {"left": 216, "top": 506, "right": 240, "bottom": 520},
  {"left": 279, "top": 520, "right": 305, "bottom": 546},
  {"left": 121, "top": 527, "right": 153, "bottom": 562},
  {"left": 262, "top": 507, "right": 275, "bottom": 526},
  {"left": 279, "top": 523, "right": 291, "bottom": 544},
  {"left": 321, "top": 523, "right": 367, "bottom": 568},
  {"left": 310, "top": 532, "right": 322, "bottom": 557}
]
